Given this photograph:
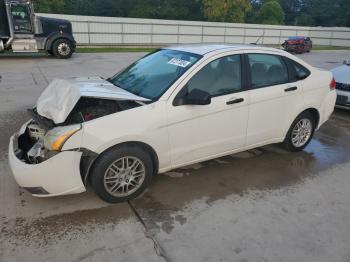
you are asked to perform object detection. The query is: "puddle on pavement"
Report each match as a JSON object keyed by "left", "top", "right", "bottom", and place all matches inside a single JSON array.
[
  {"left": 1, "top": 110, "right": 350, "bottom": 243},
  {"left": 131, "top": 110, "right": 350, "bottom": 234}
]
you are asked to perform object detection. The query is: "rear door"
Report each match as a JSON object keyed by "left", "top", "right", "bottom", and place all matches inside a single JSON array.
[{"left": 245, "top": 52, "right": 304, "bottom": 146}]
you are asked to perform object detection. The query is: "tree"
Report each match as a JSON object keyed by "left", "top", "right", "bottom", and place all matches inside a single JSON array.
[
  {"left": 202, "top": 0, "right": 252, "bottom": 23},
  {"left": 278, "top": 0, "right": 303, "bottom": 25},
  {"left": 32, "top": 0, "right": 65, "bottom": 13},
  {"left": 129, "top": 0, "right": 202, "bottom": 21},
  {"left": 296, "top": 0, "right": 350, "bottom": 27},
  {"left": 254, "top": 0, "right": 285, "bottom": 24}
]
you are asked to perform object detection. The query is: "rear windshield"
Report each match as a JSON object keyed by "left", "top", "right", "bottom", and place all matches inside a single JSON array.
[{"left": 109, "top": 49, "right": 202, "bottom": 101}]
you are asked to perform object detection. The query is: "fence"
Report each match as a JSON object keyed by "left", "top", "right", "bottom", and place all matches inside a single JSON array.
[{"left": 38, "top": 13, "right": 350, "bottom": 47}]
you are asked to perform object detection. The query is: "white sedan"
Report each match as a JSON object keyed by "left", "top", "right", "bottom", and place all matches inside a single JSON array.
[
  {"left": 331, "top": 59, "right": 350, "bottom": 109},
  {"left": 9, "top": 44, "right": 336, "bottom": 202}
]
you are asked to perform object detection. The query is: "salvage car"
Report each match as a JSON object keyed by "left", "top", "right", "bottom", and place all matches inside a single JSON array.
[
  {"left": 331, "top": 59, "right": 350, "bottom": 109},
  {"left": 282, "top": 36, "right": 312, "bottom": 54},
  {"left": 9, "top": 44, "right": 336, "bottom": 203}
]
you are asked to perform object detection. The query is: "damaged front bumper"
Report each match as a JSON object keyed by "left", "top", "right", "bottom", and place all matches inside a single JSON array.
[{"left": 8, "top": 134, "right": 86, "bottom": 197}]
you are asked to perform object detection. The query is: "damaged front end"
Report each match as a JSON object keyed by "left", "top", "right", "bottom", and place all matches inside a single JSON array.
[
  {"left": 9, "top": 76, "right": 149, "bottom": 196},
  {"left": 20, "top": 97, "right": 142, "bottom": 164}
]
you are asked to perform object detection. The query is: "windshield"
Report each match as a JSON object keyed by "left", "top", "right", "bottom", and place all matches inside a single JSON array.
[{"left": 109, "top": 49, "right": 202, "bottom": 100}]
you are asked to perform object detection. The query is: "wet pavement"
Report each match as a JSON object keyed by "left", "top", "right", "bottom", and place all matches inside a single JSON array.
[{"left": 0, "top": 51, "right": 350, "bottom": 262}]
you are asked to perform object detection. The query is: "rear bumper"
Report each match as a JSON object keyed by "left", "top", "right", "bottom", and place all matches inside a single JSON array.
[
  {"left": 335, "top": 90, "right": 350, "bottom": 108},
  {"left": 319, "top": 90, "right": 337, "bottom": 127},
  {"left": 8, "top": 135, "right": 86, "bottom": 197}
]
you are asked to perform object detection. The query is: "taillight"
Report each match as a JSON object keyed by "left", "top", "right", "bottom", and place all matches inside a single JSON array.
[{"left": 330, "top": 77, "right": 336, "bottom": 90}]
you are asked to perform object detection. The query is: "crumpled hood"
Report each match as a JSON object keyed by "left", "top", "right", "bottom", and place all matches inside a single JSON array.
[
  {"left": 331, "top": 65, "right": 350, "bottom": 84},
  {"left": 36, "top": 77, "right": 150, "bottom": 124}
]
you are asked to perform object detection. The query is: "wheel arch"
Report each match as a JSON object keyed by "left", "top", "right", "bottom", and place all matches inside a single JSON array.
[
  {"left": 83, "top": 141, "right": 159, "bottom": 185},
  {"left": 300, "top": 108, "right": 320, "bottom": 128},
  {"left": 282, "top": 107, "right": 320, "bottom": 141},
  {"left": 45, "top": 33, "right": 75, "bottom": 51}
]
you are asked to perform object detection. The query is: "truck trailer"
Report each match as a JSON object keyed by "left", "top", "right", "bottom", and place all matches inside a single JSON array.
[{"left": 0, "top": 0, "right": 76, "bottom": 58}]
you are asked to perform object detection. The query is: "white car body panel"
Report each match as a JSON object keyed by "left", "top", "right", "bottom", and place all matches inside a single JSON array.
[
  {"left": 80, "top": 101, "right": 172, "bottom": 172},
  {"left": 36, "top": 77, "right": 150, "bottom": 124},
  {"left": 164, "top": 50, "right": 249, "bottom": 166},
  {"left": 8, "top": 44, "right": 336, "bottom": 197},
  {"left": 242, "top": 50, "right": 304, "bottom": 145},
  {"left": 9, "top": 136, "right": 85, "bottom": 197}
]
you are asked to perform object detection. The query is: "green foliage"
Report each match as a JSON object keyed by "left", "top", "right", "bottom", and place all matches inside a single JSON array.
[
  {"left": 32, "top": 0, "right": 65, "bottom": 13},
  {"left": 30, "top": 0, "right": 350, "bottom": 27},
  {"left": 253, "top": 0, "right": 285, "bottom": 25},
  {"left": 202, "top": 0, "right": 252, "bottom": 22},
  {"left": 128, "top": 0, "right": 202, "bottom": 20},
  {"left": 296, "top": 0, "right": 350, "bottom": 27}
]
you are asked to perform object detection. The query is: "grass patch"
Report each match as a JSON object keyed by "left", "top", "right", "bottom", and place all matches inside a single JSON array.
[{"left": 76, "top": 47, "right": 156, "bottom": 53}]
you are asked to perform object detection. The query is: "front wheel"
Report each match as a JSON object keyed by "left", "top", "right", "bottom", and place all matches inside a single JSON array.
[
  {"left": 90, "top": 145, "right": 154, "bottom": 203},
  {"left": 283, "top": 112, "right": 316, "bottom": 152},
  {"left": 52, "top": 39, "right": 74, "bottom": 59}
]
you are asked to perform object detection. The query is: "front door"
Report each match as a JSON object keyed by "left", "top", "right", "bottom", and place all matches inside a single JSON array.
[
  {"left": 166, "top": 54, "right": 249, "bottom": 167},
  {"left": 10, "top": 3, "right": 33, "bottom": 34}
]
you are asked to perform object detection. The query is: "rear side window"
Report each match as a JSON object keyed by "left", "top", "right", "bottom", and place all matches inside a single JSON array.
[
  {"left": 286, "top": 58, "right": 311, "bottom": 81},
  {"left": 247, "top": 54, "right": 289, "bottom": 89}
]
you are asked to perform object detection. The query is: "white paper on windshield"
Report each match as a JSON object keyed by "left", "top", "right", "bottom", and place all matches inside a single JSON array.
[{"left": 168, "top": 58, "right": 191, "bottom": 68}]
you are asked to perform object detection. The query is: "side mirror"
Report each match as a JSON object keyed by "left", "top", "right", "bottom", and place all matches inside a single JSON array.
[{"left": 174, "top": 89, "right": 211, "bottom": 106}]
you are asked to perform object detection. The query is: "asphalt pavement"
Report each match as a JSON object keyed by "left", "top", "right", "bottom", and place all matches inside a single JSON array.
[{"left": 0, "top": 50, "right": 350, "bottom": 262}]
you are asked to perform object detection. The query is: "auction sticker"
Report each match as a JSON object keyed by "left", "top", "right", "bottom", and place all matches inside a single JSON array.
[{"left": 168, "top": 58, "right": 191, "bottom": 68}]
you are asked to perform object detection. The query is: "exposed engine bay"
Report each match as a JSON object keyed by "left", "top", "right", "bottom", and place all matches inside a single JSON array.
[
  {"left": 64, "top": 97, "right": 141, "bottom": 125},
  {"left": 17, "top": 97, "right": 142, "bottom": 164}
]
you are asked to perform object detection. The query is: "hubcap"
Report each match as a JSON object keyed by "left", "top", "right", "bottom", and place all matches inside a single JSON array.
[
  {"left": 57, "top": 43, "right": 71, "bottom": 56},
  {"left": 291, "top": 118, "right": 312, "bottom": 147},
  {"left": 103, "top": 156, "right": 146, "bottom": 197}
]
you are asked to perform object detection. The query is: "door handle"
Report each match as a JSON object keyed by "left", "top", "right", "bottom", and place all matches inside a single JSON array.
[
  {"left": 284, "top": 86, "right": 298, "bottom": 92},
  {"left": 226, "top": 98, "right": 244, "bottom": 105}
]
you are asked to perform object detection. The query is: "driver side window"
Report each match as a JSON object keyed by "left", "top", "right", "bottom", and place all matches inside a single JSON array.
[
  {"left": 186, "top": 55, "right": 242, "bottom": 97},
  {"left": 11, "top": 5, "right": 30, "bottom": 20},
  {"left": 11, "top": 4, "right": 32, "bottom": 33}
]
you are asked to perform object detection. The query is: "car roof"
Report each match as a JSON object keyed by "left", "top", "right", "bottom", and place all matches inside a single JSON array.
[{"left": 164, "top": 44, "right": 284, "bottom": 56}]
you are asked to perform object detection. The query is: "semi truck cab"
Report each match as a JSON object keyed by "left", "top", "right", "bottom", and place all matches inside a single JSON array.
[{"left": 0, "top": 0, "right": 76, "bottom": 58}]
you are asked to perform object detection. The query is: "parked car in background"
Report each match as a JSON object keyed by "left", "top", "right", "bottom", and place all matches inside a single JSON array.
[
  {"left": 331, "top": 59, "right": 350, "bottom": 109},
  {"left": 9, "top": 44, "right": 336, "bottom": 203},
  {"left": 282, "top": 36, "right": 313, "bottom": 54}
]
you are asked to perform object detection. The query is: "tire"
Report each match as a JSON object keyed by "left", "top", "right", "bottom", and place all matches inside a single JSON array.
[
  {"left": 52, "top": 39, "right": 73, "bottom": 59},
  {"left": 283, "top": 112, "right": 316, "bottom": 152},
  {"left": 90, "top": 145, "right": 154, "bottom": 203},
  {"left": 47, "top": 50, "right": 54, "bottom": 56}
]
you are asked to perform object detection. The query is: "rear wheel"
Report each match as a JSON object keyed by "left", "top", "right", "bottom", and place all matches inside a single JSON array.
[
  {"left": 283, "top": 112, "right": 316, "bottom": 152},
  {"left": 52, "top": 39, "right": 73, "bottom": 59},
  {"left": 90, "top": 145, "right": 154, "bottom": 203}
]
